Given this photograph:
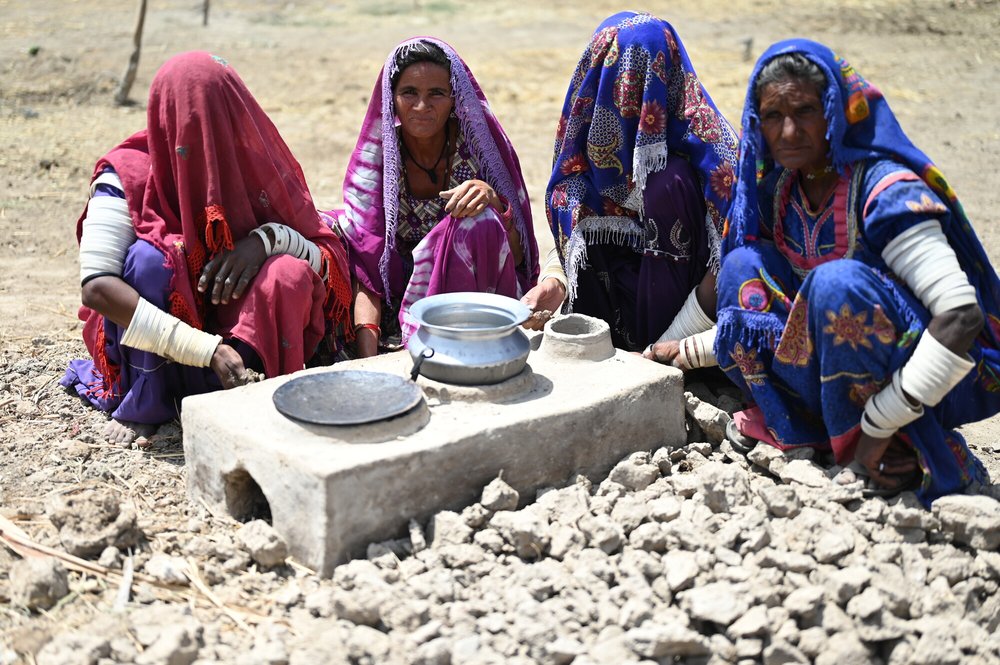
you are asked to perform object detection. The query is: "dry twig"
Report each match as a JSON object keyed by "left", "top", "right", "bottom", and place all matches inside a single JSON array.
[
  {"left": 286, "top": 557, "right": 317, "bottom": 576},
  {"left": 1, "top": 516, "right": 264, "bottom": 625},
  {"left": 0, "top": 514, "right": 168, "bottom": 588},
  {"left": 183, "top": 558, "right": 255, "bottom": 634},
  {"left": 113, "top": 552, "right": 135, "bottom": 612},
  {"left": 115, "top": 0, "right": 148, "bottom": 105}
]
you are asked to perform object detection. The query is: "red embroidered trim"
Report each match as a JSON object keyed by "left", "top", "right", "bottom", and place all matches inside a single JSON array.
[
  {"left": 204, "top": 204, "right": 234, "bottom": 255},
  {"left": 863, "top": 171, "right": 919, "bottom": 219},
  {"left": 170, "top": 241, "right": 206, "bottom": 329},
  {"left": 185, "top": 240, "right": 206, "bottom": 280},
  {"left": 94, "top": 322, "right": 120, "bottom": 396},
  {"left": 169, "top": 291, "right": 200, "bottom": 329},
  {"left": 319, "top": 245, "right": 353, "bottom": 337},
  {"left": 773, "top": 166, "right": 852, "bottom": 272}
]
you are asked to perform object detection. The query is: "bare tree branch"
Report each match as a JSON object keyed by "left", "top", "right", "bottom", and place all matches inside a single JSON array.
[{"left": 115, "top": 0, "right": 148, "bottom": 106}]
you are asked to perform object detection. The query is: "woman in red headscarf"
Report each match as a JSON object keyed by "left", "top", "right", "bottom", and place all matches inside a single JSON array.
[{"left": 62, "top": 52, "right": 352, "bottom": 446}]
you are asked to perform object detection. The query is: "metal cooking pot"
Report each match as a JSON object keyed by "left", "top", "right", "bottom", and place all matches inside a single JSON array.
[{"left": 407, "top": 292, "right": 531, "bottom": 385}]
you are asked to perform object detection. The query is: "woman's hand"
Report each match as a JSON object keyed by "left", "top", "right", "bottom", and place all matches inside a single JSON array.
[
  {"left": 642, "top": 340, "right": 689, "bottom": 369},
  {"left": 210, "top": 343, "right": 252, "bottom": 389},
  {"left": 520, "top": 278, "right": 566, "bottom": 330},
  {"left": 855, "top": 432, "right": 920, "bottom": 489},
  {"left": 441, "top": 179, "right": 497, "bottom": 218},
  {"left": 198, "top": 235, "right": 267, "bottom": 305}
]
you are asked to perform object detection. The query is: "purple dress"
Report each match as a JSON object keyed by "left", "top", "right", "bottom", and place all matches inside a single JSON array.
[{"left": 570, "top": 157, "right": 709, "bottom": 351}]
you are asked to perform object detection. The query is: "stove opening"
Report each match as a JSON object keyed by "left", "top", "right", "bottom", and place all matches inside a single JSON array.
[{"left": 223, "top": 468, "right": 272, "bottom": 523}]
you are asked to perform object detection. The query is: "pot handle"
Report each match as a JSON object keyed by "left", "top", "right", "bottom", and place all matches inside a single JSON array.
[{"left": 409, "top": 347, "right": 435, "bottom": 382}]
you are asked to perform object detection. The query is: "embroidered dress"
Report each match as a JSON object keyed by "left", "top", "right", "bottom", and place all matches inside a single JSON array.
[
  {"left": 717, "top": 40, "right": 1000, "bottom": 503},
  {"left": 61, "top": 52, "right": 352, "bottom": 425},
  {"left": 396, "top": 130, "right": 479, "bottom": 246},
  {"left": 336, "top": 37, "right": 539, "bottom": 344},
  {"left": 546, "top": 11, "right": 738, "bottom": 351}
]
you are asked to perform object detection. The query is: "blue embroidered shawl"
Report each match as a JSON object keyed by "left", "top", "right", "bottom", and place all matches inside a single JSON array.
[{"left": 546, "top": 11, "right": 738, "bottom": 298}]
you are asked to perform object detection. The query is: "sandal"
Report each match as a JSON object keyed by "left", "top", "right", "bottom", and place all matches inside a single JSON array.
[{"left": 726, "top": 419, "right": 756, "bottom": 454}]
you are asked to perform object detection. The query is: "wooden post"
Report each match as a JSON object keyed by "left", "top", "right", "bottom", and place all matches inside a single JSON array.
[
  {"left": 202, "top": 0, "right": 210, "bottom": 26},
  {"left": 114, "top": 0, "right": 148, "bottom": 106}
]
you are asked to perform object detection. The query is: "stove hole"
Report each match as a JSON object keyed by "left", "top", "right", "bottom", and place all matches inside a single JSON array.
[
  {"left": 223, "top": 468, "right": 272, "bottom": 523},
  {"left": 549, "top": 314, "right": 601, "bottom": 336}
]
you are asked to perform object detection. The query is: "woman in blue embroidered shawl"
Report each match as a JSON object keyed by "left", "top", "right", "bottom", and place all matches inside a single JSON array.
[
  {"left": 715, "top": 39, "right": 1000, "bottom": 503},
  {"left": 540, "top": 11, "right": 738, "bottom": 352}
]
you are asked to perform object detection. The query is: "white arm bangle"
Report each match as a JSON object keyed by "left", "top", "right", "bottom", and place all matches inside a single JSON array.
[
  {"left": 251, "top": 223, "right": 325, "bottom": 278},
  {"left": 677, "top": 326, "right": 718, "bottom": 369},
  {"left": 539, "top": 246, "right": 568, "bottom": 291},
  {"left": 899, "top": 330, "right": 976, "bottom": 408},
  {"left": 121, "top": 297, "right": 221, "bottom": 368},
  {"left": 659, "top": 287, "right": 715, "bottom": 342},
  {"left": 251, "top": 224, "right": 275, "bottom": 255},
  {"left": 80, "top": 195, "right": 136, "bottom": 282},
  {"left": 90, "top": 171, "right": 124, "bottom": 195},
  {"left": 862, "top": 370, "right": 923, "bottom": 438},
  {"left": 882, "top": 220, "right": 978, "bottom": 316}
]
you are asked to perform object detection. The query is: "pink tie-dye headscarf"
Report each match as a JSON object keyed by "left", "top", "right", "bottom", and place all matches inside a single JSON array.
[{"left": 339, "top": 37, "right": 539, "bottom": 304}]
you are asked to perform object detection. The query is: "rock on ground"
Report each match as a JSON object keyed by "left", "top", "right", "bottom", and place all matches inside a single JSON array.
[
  {"left": 47, "top": 487, "right": 142, "bottom": 558},
  {"left": 237, "top": 519, "right": 289, "bottom": 567},
  {"left": 932, "top": 494, "right": 1000, "bottom": 550},
  {"left": 9, "top": 558, "right": 69, "bottom": 611}
]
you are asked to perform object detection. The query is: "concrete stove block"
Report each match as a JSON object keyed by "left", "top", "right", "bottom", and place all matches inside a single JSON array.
[{"left": 182, "top": 316, "right": 685, "bottom": 575}]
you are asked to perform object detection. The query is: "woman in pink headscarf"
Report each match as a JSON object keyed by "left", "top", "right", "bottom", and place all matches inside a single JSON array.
[
  {"left": 62, "top": 52, "right": 352, "bottom": 446},
  {"left": 337, "top": 38, "right": 541, "bottom": 356}
]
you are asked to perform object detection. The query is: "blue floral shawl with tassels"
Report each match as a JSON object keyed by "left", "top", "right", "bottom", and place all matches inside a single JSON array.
[{"left": 546, "top": 11, "right": 738, "bottom": 302}]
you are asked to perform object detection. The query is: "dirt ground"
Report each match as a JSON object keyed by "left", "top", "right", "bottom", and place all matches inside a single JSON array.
[{"left": 2, "top": 0, "right": 1000, "bottom": 660}]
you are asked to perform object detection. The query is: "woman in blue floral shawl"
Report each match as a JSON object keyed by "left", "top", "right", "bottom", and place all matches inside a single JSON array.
[
  {"left": 717, "top": 39, "right": 1000, "bottom": 503},
  {"left": 543, "top": 11, "right": 738, "bottom": 352}
]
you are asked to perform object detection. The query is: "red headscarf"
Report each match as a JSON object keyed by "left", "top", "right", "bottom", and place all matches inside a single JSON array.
[{"left": 78, "top": 52, "right": 351, "bottom": 382}]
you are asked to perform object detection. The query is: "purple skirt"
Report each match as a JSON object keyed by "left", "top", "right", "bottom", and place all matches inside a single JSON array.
[{"left": 62, "top": 240, "right": 259, "bottom": 425}]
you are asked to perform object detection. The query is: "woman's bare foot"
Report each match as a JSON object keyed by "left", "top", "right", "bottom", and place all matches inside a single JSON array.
[{"left": 104, "top": 419, "right": 157, "bottom": 448}]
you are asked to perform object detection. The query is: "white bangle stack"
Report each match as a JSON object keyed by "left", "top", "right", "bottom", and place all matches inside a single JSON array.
[
  {"left": 659, "top": 287, "right": 715, "bottom": 342},
  {"left": 677, "top": 327, "right": 718, "bottom": 368},
  {"left": 861, "top": 330, "right": 975, "bottom": 438},
  {"left": 900, "top": 330, "right": 976, "bottom": 407},
  {"left": 882, "top": 220, "right": 978, "bottom": 316},
  {"left": 121, "top": 297, "right": 221, "bottom": 367},
  {"left": 251, "top": 222, "right": 325, "bottom": 278},
  {"left": 79, "top": 172, "right": 136, "bottom": 284},
  {"left": 861, "top": 217, "right": 980, "bottom": 438},
  {"left": 861, "top": 371, "right": 923, "bottom": 438},
  {"left": 79, "top": 195, "right": 136, "bottom": 283}
]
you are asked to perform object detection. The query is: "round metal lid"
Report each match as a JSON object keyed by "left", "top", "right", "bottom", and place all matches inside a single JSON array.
[{"left": 272, "top": 370, "right": 424, "bottom": 426}]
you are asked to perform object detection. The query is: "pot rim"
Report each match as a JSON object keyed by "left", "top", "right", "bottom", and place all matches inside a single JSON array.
[{"left": 409, "top": 292, "right": 531, "bottom": 336}]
